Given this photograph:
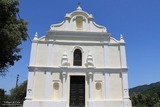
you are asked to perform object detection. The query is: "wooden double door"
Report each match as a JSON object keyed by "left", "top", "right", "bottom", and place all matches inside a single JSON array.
[{"left": 70, "top": 76, "right": 85, "bottom": 107}]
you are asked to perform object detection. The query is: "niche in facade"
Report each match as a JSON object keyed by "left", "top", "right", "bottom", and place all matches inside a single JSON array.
[
  {"left": 53, "top": 82, "right": 59, "bottom": 90},
  {"left": 76, "top": 16, "right": 83, "bottom": 30},
  {"left": 96, "top": 82, "right": 102, "bottom": 90}
]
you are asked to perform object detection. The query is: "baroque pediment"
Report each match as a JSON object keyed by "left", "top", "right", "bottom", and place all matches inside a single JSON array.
[{"left": 50, "top": 5, "right": 107, "bottom": 32}]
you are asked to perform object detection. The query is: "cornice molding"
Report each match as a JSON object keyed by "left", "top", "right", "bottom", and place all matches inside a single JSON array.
[
  {"left": 46, "top": 30, "right": 110, "bottom": 39},
  {"left": 32, "top": 40, "right": 124, "bottom": 46},
  {"left": 28, "top": 66, "right": 128, "bottom": 73}
]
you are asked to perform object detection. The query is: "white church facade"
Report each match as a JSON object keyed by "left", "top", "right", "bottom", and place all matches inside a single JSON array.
[{"left": 23, "top": 5, "right": 132, "bottom": 107}]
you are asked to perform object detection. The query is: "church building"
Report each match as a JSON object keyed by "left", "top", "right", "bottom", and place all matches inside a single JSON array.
[{"left": 23, "top": 5, "right": 132, "bottom": 107}]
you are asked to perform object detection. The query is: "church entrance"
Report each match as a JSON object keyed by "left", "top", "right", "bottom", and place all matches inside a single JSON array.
[{"left": 70, "top": 76, "right": 85, "bottom": 107}]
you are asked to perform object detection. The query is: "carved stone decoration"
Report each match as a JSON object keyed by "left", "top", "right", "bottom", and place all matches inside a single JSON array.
[
  {"left": 53, "top": 82, "right": 59, "bottom": 90},
  {"left": 86, "top": 51, "right": 94, "bottom": 67},
  {"left": 33, "top": 32, "right": 38, "bottom": 40},
  {"left": 120, "top": 34, "right": 125, "bottom": 43},
  {"left": 61, "top": 51, "right": 69, "bottom": 66},
  {"left": 96, "top": 82, "right": 102, "bottom": 90}
]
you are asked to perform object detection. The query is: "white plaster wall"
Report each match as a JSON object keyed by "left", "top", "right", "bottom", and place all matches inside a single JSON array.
[
  {"left": 35, "top": 42, "right": 123, "bottom": 68},
  {"left": 32, "top": 72, "right": 62, "bottom": 100},
  {"left": 35, "top": 40, "right": 122, "bottom": 68},
  {"left": 67, "top": 22, "right": 73, "bottom": 31},
  {"left": 33, "top": 72, "right": 46, "bottom": 100},
  {"left": 36, "top": 43, "right": 48, "bottom": 66},
  {"left": 52, "top": 72, "right": 61, "bottom": 80},
  {"left": 93, "top": 73, "right": 105, "bottom": 100},
  {"left": 52, "top": 44, "right": 104, "bottom": 68},
  {"left": 51, "top": 72, "right": 62, "bottom": 100},
  {"left": 83, "top": 45, "right": 104, "bottom": 68},
  {"left": 52, "top": 45, "right": 71, "bottom": 67},
  {"left": 110, "top": 73, "right": 123, "bottom": 99},
  {"left": 83, "top": 20, "right": 89, "bottom": 31},
  {"left": 108, "top": 46, "right": 121, "bottom": 67}
]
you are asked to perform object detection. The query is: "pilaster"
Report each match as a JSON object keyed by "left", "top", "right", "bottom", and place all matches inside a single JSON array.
[
  {"left": 119, "top": 38, "right": 129, "bottom": 99},
  {"left": 25, "top": 71, "right": 34, "bottom": 100},
  {"left": 45, "top": 41, "right": 53, "bottom": 100},
  {"left": 119, "top": 43, "right": 127, "bottom": 68},
  {"left": 62, "top": 71, "right": 67, "bottom": 100},
  {"left": 104, "top": 45, "right": 109, "bottom": 68},
  {"left": 105, "top": 73, "right": 111, "bottom": 99},
  {"left": 104, "top": 44, "right": 111, "bottom": 100},
  {"left": 29, "top": 41, "right": 38, "bottom": 66},
  {"left": 88, "top": 72, "right": 93, "bottom": 100},
  {"left": 122, "top": 71, "right": 129, "bottom": 99},
  {"left": 45, "top": 71, "right": 51, "bottom": 100}
]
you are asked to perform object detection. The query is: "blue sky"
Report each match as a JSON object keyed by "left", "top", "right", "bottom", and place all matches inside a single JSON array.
[{"left": 0, "top": 0, "right": 160, "bottom": 94}]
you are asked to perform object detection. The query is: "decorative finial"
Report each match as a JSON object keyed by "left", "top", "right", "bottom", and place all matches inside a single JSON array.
[
  {"left": 87, "top": 50, "right": 94, "bottom": 67},
  {"left": 34, "top": 32, "right": 38, "bottom": 40},
  {"left": 120, "top": 34, "right": 125, "bottom": 42},
  {"left": 77, "top": 2, "right": 82, "bottom": 11},
  {"left": 120, "top": 34, "right": 123, "bottom": 39},
  {"left": 62, "top": 50, "right": 69, "bottom": 66}
]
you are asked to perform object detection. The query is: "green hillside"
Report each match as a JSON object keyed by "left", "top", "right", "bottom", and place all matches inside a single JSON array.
[
  {"left": 129, "top": 81, "right": 160, "bottom": 107},
  {"left": 130, "top": 82, "right": 160, "bottom": 95}
]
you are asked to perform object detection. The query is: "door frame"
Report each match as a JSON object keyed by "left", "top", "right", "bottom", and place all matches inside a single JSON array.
[{"left": 69, "top": 75, "right": 85, "bottom": 107}]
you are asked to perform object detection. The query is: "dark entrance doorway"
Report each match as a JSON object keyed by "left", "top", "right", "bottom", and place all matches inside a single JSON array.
[{"left": 70, "top": 76, "right": 85, "bottom": 107}]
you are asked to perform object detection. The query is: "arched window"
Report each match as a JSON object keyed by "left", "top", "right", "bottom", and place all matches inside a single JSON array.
[
  {"left": 76, "top": 16, "right": 83, "bottom": 30},
  {"left": 73, "top": 49, "right": 82, "bottom": 66}
]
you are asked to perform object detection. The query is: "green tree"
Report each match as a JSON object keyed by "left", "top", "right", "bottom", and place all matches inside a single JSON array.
[
  {"left": 10, "top": 80, "right": 27, "bottom": 104},
  {"left": 0, "top": 89, "right": 5, "bottom": 105},
  {"left": 130, "top": 93, "right": 139, "bottom": 106},
  {"left": 0, "top": 0, "right": 28, "bottom": 74},
  {"left": 137, "top": 93, "right": 146, "bottom": 105}
]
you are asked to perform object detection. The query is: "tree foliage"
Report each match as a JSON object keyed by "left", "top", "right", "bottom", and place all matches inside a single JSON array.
[
  {"left": 0, "top": 0, "right": 28, "bottom": 74},
  {"left": 10, "top": 80, "right": 27, "bottom": 104},
  {"left": 130, "top": 82, "right": 160, "bottom": 107},
  {"left": 0, "top": 88, "right": 5, "bottom": 105},
  {"left": 130, "top": 93, "right": 160, "bottom": 107},
  {"left": 0, "top": 81, "right": 27, "bottom": 106}
]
